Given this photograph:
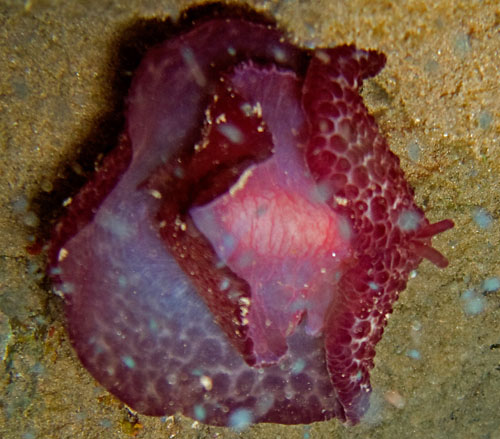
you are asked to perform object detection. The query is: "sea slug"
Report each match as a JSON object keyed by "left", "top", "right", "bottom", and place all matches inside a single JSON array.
[{"left": 48, "top": 16, "right": 453, "bottom": 426}]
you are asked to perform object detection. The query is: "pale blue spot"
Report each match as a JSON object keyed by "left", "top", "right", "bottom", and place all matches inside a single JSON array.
[
  {"left": 22, "top": 432, "right": 35, "bottom": 439},
  {"left": 461, "top": 289, "right": 474, "bottom": 301},
  {"left": 191, "top": 368, "right": 203, "bottom": 376},
  {"left": 291, "top": 358, "right": 306, "bottom": 374},
  {"left": 478, "top": 110, "right": 492, "bottom": 130},
  {"left": 76, "top": 411, "right": 87, "bottom": 421},
  {"left": 97, "top": 210, "right": 133, "bottom": 239},
  {"left": 406, "top": 349, "right": 421, "bottom": 360},
  {"left": 303, "top": 425, "right": 311, "bottom": 439},
  {"left": 482, "top": 277, "right": 500, "bottom": 293},
  {"left": 217, "top": 124, "right": 243, "bottom": 144},
  {"left": 118, "top": 275, "right": 127, "bottom": 288},
  {"left": 149, "top": 318, "right": 158, "bottom": 333},
  {"left": 397, "top": 209, "right": 421, "bottom": 231},
  {"left": 256, "top": 204, "right": 269, "bottom": 217},
  {"left": 92, "top": 342, "right": 104, "bottom": 355},
  {"left": 99, "top": 418, "right": 112, "bottom": 428},
  {"left": 256, "top": 394, "right": 274, "bottom": 414},
  {"left": 229, "top": 408, "right": 253, "bottom": 431},
  {"left": 173, "top": 166, "right": 185, "bottom": 179},
  {"left": 122, "top": 355, "right": 135, "bottom": 369},
  {"left": 61, "top": 282, "right": 75, "bottom": 294},
  {"left": 407, "top": 140, "right": 420, "bottom": 162},
  {"left": 194, "top": 405, "right": 206, "bottom": 421},
  {"left": 454, "top": 33, "right": 471, "bottom": 57},
  {"left": 237, "top": 250, "right": 256, "bottom": 269},
  {"left": 312, "top": 181, "right": 334, "bottom": 203},
  {"left": 304, "top": 39, "right": 317, "bottom": 50},
  {"left": 424, "top": 59, "right": 439, "bottom": 74},
  {"left": 411, "top": 320, "right": 422, "bottom": 331},
  {"left": 240, "top": 102, "right": 253, "bottom": 117},
  {"left": 273, "top": 46, "right": 287, "bottom": 63},
  {"left": 290, "top": 298, "right": 308, "bottom": 313},
  {"left": 50, "top": 266, "right": 62, "bottom": 276},
  {"left": 464, "top": 297, "right": 485, "bottom": 315},
  {"left": 368, "top": 282, "right": 379, "bottom": 290},
  {"left": 473, "top": 207, "right": 493, "bottom": 229},
  {"left": 219, "top": 278, "right": 230, "bottom": 291},
  {"left": 222, "top": 233, "right": 236, "bottom": 256},
  {"left": 461, "top": 289, "right": 486, "bottom": 316},
  {"left": 181, "top": 47, "right": 206, "bottom": 87},
  {"left": 31, "top": 362, "right": 45, "bottom": 375},
  {"left": 339, "top": 217, "right": 352, "bottom": 241},
  {"left": 12, "top": 195, "right": 29, "bottom": 213},
  {"left": 23, "top": 210, "right": 39, "bottom": 227}
]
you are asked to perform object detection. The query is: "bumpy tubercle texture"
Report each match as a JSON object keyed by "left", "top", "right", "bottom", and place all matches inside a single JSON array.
[{"left": 302, "top": 46, "right": 453, "bottom": 421}]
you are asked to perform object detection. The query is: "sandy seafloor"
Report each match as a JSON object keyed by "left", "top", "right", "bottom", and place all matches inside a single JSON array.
[{"left": 0, "top": 0, "right": 499, "bottom": 438}]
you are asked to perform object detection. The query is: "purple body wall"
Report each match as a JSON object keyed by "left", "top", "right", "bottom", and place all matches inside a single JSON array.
[{"left": 49, "top": 18, "right": 453, "bottom": 426}]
